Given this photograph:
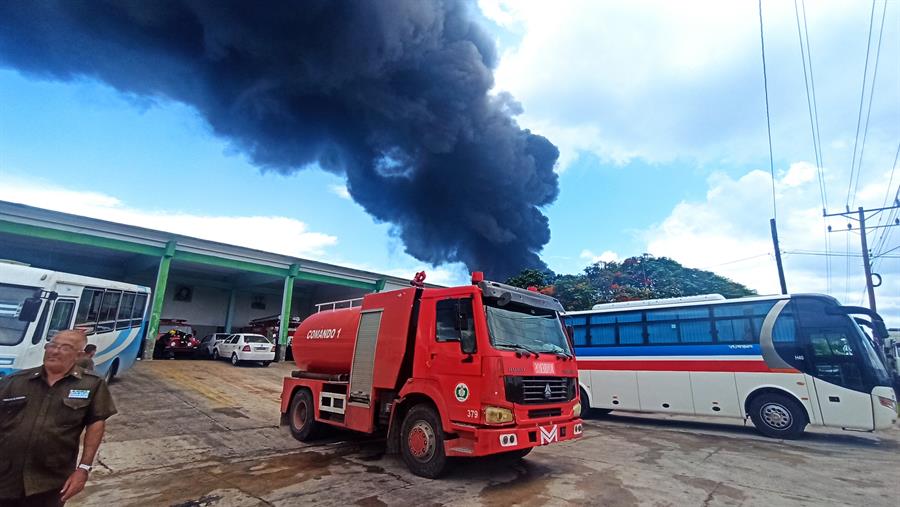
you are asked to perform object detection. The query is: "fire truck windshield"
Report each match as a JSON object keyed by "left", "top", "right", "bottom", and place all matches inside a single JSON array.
[{"left": 484, "top": 304, "right": 572, "bottom": 356}]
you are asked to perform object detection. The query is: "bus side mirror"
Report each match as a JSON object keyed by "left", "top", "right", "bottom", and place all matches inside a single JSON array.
[
  {"left": 18, "top": 298, "right": 41, "bottom": 322},
  {"left": 872, "top": 321, "right": 889, "bottom": 340}
]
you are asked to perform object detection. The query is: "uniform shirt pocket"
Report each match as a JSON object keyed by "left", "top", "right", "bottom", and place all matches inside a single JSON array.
[
  {"left": 0, "top": 397, "right": 27, "bottom": 432},
  {"left": 58, "top": 397, "right": 91, "bottom": 428}
]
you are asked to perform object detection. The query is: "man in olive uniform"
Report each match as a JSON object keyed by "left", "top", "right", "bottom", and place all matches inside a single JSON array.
[{"left": 0, "top": 330, "right": 117, "bottom": 506}]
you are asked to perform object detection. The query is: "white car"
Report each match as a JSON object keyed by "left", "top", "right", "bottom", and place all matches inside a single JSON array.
[
  {"left": 213, "top": 334, "right": 275, "bottom": 366},
  {"left": 199, "top": 333, "right": 231, "bottom": 357}
]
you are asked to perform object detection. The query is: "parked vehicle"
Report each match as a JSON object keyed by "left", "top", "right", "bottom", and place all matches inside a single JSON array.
[
  {"left": 0, "top": 261, "right": 150, "bottom": 381},
  {"left": 213, "top": 333, "right": 275, "bottom": 366},
  {"left": 566, "top": 293, "right": 897, "bottom": 438},
  {"left": 199, "top": 332, "right": 231, "bottom": 357},
  {"left": 280, "top": 272, "right": 583, "bottom": 478},
  {"left": 240, "top": 314, "right": 301, "bottom": 360},
  {"left": 154, "top": 319, "right": 199, "bottom": 359}
]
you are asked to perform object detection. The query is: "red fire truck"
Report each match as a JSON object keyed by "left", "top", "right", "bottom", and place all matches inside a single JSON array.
[{"left": 280, "top": 272, "right": 583, "bottom": 478}]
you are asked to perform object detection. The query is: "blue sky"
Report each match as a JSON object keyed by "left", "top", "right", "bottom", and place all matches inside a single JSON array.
[{"left": 1, "top": 0, "right": 898, "bottom": 321}]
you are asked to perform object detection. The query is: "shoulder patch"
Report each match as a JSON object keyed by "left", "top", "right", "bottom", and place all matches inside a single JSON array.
[{"left": 9, "top": 367, "right": 40, "bottom": 378}]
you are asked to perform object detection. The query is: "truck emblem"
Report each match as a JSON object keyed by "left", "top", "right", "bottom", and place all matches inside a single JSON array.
[
  {"left": 539, "top": 425, "right": 558, "bottom": 445},
  {"left": 454, "top": 383, "right": 469, "bottom": 402},
  {"left": 544, "top": 383, "right": 552, "bottom": 399}
]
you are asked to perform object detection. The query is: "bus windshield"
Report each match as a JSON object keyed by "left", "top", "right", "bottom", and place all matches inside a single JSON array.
[
  {"left": 484, "top": 304, "right": 572, "bottom": 356},
  {"left": 850, "top": 319, "right": 892, "bottom": 385},
  {"left": 0, "top": 284, "right": 39, "bottom": 346}
]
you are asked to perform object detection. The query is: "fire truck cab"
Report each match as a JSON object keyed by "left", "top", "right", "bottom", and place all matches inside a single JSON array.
[{"left": 280, "top": 272, "right": 583, "bottom": 478}]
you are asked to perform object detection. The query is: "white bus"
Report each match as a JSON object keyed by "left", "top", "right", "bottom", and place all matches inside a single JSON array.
[
  {"left": 566, "top": 293, "right": 897, "bottom": 438},
  {"left": 0, "top": 262, "right": 151, "bottom": 381}
]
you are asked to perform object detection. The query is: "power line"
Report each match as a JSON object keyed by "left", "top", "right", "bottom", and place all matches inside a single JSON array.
[
  {"left": 757, "top": 0, "right": 778, "bottom": 220},
  {"left": 850, "top": 0, "right": 888, "bottom": 207},
  {"left": 871, "top": 141, "right": 900, "bottom": 265},
  {"left": 801, "top": 0, "right": 827, "bottom": 208},
  {"left": 794, "top": 0, "right": 826, "bottom": 212},
  {"left": 846, "top": 0, "right": 878, "bottom": 209},
  {"left": 781, "top": 249, "right": 900, "bottom": 259}
]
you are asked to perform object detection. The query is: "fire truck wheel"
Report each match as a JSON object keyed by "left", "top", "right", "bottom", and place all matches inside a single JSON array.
[
  {"left": 500, "top": 447, "right": 532, "bottom": 460},
  {"left": 400, "top": 404, "right": 448, "bottom": 479},
  {"left": 289, "top": 389, "right": 321, "bottom": 441}
]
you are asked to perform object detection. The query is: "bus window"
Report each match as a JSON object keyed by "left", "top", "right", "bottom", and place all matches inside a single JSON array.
[
  {"left": 645, "top": 307, "right": 713, "bottom": 344},
  {"left": 713, "top": 302, "right": 772, "bottom": 343},
  {"left": 569, "top": 316, "right": 588, "bottom": 346},
  {"left": 76, "top": 289, "right": 104, "bottom": 334},
  {"left": 97, "top": 290, "right": 121, "bottom": 333},
  {"left": 772, "top": 310, "right": 806, "bottom": 370},
  {"left": 588, "top": 314, "right": 616, "bottom": 345},
  {"left": 131, "top": 293, "right": 148, "bottom": 327},
  {"left": 117, "top": 292, "right": 135, "bottom": 330},
  {"left": 809, "top": 332, "right": 864, "bottom": 391},
  {"left": 47, "top": 300, "right": 76, "bottom": 339},
  {"left": 608, "top": 311, "right": 643, "bottom": 345},
  {"left": 646, "top": 322, "right": 678, "bottom": 344}
]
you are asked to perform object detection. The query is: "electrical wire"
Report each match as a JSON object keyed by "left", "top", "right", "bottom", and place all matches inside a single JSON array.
[
  {"left": 758, "top": 0, "right": 778, "bottom": 220},
  {"left": 801, "top": 0, "right": 827, "bottom": 208},
  {"left": 794, "top": 0, "right": 827, "bottom": 212},
  {"left": 850, "top": 0, "right": 888, "bottom": 207},
  {"left": 846, "top": 0, "right": 878, "bottom": 209}
]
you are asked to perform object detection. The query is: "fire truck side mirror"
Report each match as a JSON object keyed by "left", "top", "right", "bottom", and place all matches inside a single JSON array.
[{"left": 460, "top": 333, "right": 476, "bottom": 355}]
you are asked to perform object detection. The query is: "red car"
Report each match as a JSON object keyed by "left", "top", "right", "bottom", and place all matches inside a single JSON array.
[{"left": 154, "top": 320, "right": 200, "bottom": 359}]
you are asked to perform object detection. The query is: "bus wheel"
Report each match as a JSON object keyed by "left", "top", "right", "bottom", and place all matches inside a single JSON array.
[
  {"left": 749, "top": 393, "right": 807, "bottom": 439},
  {"left": 400, "top": 404, "right": 448, "bottom": 478},
  {"left": 289, "top": 389, "right": 321, "bottom": 441},
  {"left": 105, "top": 359, "right": 119, "bottom": 384}
]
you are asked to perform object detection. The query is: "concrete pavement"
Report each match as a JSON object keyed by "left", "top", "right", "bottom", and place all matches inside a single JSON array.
[{"left": 70, "top": 360, "right": 899, "bottom": 506}]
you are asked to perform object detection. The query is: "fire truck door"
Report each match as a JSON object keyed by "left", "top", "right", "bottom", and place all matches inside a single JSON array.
[{"left": 428, "top": 296, "right": 483, "bottom": 425}]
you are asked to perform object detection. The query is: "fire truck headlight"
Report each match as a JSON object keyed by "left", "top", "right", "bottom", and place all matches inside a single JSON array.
[
  {"left": 484, "top": 406, "right": 514, "bottom": 424},
  {"left": 573, "top": 402, "right": 582, "bottom": 418}
]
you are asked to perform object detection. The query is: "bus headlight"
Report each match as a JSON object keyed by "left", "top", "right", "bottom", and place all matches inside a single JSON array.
[
  {"left": 484, "top": 406, "right": 514, "bottom": 424},
  {"left": 573, "top": 402, "right": 582, "bottom": 418}
]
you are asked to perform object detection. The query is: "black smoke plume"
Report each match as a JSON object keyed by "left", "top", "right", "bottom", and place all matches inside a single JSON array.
[{"left": 0, "top": 0, "right": 559, "bottom": 279}]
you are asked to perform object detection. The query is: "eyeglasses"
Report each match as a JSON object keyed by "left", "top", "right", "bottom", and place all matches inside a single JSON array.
[{"left": 44, "top": 342, "right": 77, "bottom": 353}]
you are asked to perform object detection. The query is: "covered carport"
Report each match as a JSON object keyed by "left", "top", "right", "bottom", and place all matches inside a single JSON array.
[{"left": 0, "top": 200, "right": 410, "bottom": 362}]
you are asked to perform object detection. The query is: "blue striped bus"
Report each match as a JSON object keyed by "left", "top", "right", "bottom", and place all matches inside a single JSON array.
[{"left": 566, "top": 293, "right": 896, "bottom": 438}]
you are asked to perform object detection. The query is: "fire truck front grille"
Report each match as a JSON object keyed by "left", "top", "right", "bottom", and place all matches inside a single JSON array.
[{"left": 505, "top": 376, "right": 575, "bottom": 405}]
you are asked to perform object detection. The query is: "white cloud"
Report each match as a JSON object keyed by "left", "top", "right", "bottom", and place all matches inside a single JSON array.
[
  {"left": 484, "top": 0, "right": 899, "bottom": 174},
  {"left": 328, "top": 184, "right": 351, "bottom": 200},
  {"left": 580, "top": 249, "right": 620, "bottom": 265},
  {"left": 0, "top": 176, "right": 338, "bottom": 258},
  {"left": 643, "top": 162, "right": 900, "bottom": 324}
]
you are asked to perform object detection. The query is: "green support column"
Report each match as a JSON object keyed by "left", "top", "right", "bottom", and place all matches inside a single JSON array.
[
  {"left": 224, "top": 288, "right": 237, "bottom": 333},
  {"left": 143, "top": 241, "right": 176, "bottom": 360},
  {"left": 277, "top": 263, "right": 300, "bottom": 362}
]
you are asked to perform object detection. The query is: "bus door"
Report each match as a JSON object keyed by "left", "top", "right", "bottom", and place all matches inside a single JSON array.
[{"left": 795, "top": 300, "right": 874, "bottom": 430}]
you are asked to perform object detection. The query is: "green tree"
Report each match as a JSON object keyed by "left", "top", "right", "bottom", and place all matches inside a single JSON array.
[
  {"left": 506, "top": 269, "right": 554, "bottom": 289},
  {"left": 505, "top": 255, "right": 755, "bottom": 311}
]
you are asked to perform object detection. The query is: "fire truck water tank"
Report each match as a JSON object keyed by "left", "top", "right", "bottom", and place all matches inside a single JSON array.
[{"left": 291, "top": 307, "right": 361, "bottom": 375}]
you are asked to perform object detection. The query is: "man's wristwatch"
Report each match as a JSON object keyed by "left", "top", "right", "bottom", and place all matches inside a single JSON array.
[{"left": 77, "top": 464, "right": 92, "bottom": 474}]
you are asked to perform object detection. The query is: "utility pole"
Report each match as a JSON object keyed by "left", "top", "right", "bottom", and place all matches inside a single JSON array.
[
  {"left": 858, "top": 207, "right": 877, "bottom": 313},
  {"left": 770, "top": 218, "right": 788, "bottom": 294},
  {"left": 825, "top": 201, "right": 900, "bottom": 312}
]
